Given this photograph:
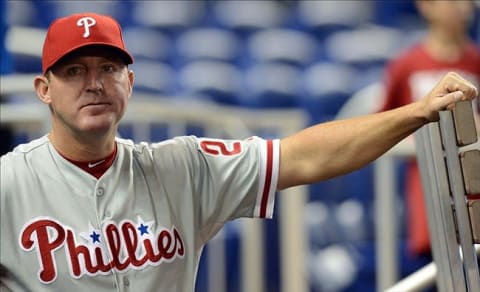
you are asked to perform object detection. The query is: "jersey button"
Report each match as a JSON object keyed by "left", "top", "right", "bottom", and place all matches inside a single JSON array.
[
  {"left": 124, "top": 276, "right": 130, "bottom": 287},
  {"left": 96, "top": 187, "right": 105, "bottom": 196}
]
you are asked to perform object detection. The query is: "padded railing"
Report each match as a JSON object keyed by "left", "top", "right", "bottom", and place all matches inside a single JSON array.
[{"left": 390, "top": 100, "right": 480, "bottom": 292}]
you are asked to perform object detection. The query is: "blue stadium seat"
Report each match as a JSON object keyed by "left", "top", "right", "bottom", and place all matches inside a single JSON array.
[
  {"left": 0, "top": 0, "right": 13, "bottom": 74},
  {"left": 131, "top": 1, "right": 206, "bottom": 35},
  {"left": 175, "top": 27, "right": 242, "bottom": 66},
  {"left": 324, "top": 25, "right": 404, "bottom": 70},
  {"left": 304, "top": 201, "right": 335, "bottom": 248},
  {"left": 123, "top": 27, "right": 173, "bottom": 62},
  {"left": 212, "top": 0, "right": 288, "bottom": 36},
  {"left": 300, "top": 61, "right": 358, "bottom": 123},
  {"left": 242, "top": 62, "right": 302, "bottom": 108},
  {"left": 5, "top": 1, "right": 38, "bottom": 27},
  {"left": 130, "top": 60, "right": 176, "bottom": 95},
  {"left": 308, "top": 243, "right": 360, "bottom": 292},
  {"left": 296, "top": 0, "right": 374, "bottom": 39},
  {"left": 4, "top": 26, "right": 43, "bottom": 73},
  {"left": 246, "top": 28, "right": 319, "bottom": 68},
  {"left": 373, "top": 1, "right": 420, "bottom": 28},
  {"left": 177, "top": 60, "right": 243, "bottom": 105},
  {"left": 334, "top": 199, "right": 369, "bottom": 242}
]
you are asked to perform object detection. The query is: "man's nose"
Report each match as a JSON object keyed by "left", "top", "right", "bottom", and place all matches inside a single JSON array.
[{"left": 85, "top": 70, "right": 103, "bottom": 92}]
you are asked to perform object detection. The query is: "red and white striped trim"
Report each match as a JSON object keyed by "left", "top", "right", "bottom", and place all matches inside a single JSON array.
[{"left": 254, "top": 139, "right": 280, "bottom": 218}]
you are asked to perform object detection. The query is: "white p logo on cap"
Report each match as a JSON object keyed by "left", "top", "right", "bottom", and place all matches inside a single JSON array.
[{"left": 77, "top": 17, "right": 96, "bottom": 38}]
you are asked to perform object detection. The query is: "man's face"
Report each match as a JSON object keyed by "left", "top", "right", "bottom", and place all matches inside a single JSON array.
[{"left": 40, "top": 47, "right": 134, "bottom": 136}]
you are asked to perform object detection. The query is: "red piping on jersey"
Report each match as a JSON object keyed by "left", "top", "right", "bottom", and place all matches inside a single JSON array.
[{"left": 260, "top": 140, "right": 273, "bottom": 218}]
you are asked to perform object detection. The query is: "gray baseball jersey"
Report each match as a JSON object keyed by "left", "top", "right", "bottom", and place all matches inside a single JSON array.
[{"left": 0, "top": 135, "right": 280, "bottom": 291}]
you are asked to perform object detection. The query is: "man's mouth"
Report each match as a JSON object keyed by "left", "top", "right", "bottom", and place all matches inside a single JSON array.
[{"left": 82, "top": 102, "right": 109, "bottom": 108}]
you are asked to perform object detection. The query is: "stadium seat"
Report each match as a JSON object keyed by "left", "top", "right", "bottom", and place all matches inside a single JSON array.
[
  {"left": 123, "top": 27, "right": 173, "bottom": 62},
  {"left": 373, "top": 1, "right": 420, "bottom": 28},
  {"left": 131, "top": 1, "right": 206, "bottom": 35},
  {"left": 246, "top": 28, "right": 318, "bottom": 68},
  {"left": 324, "top": 25, "right": 404, "bottom": 70},
  {"left": 5, "top": 1, "right": 37, "bottom": 27},
  {"left": 304, "top": 201, "right": 335, "bottom": 248},
  {"left": 175, "top": 27, "right": 242, "bottom": 65},
  {"left": 177, "top": 60, "right": 243, "bottom": 105},
  {"left": 130, "top": 60, "right": 176, "bottom": 95},
  {"left": 300, "top": 61, "right": 358, "bottom": 123},
  {"left": 212, "top": 0, "right": 288, "bottom": 35},
  {"left": 5, "top": 26, "right": 44, "bottom": 73},
  {"left": 242, "top": 62, "right": 302, "bottom": 108},
  {"left": 308, "top": 243, "right": 359, "bottom": 292},
  {"left": 296, "top": 0, "right": 374, "bottom": 38}
]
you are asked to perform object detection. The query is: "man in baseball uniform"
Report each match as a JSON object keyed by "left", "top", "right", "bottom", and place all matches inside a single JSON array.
[{"left": 0, "top": 13, "right": 478, "bottom": 292}]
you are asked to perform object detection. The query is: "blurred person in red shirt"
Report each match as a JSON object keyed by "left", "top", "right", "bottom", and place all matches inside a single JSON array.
[{"left": 380, "top": 0, "right": 480, "bottom": 257}]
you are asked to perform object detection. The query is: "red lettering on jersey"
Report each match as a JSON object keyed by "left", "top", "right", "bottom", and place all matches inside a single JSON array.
[
  {"left": 19, "top": 218, "right": 185, "bottom": 284},
  {"left": 21, "top": 219, "right": 66, "bottom": 283},
  {"left": 104, "top": 223, "right": 130, "bottom": 270},
  {"left": 122, "top": 222, "right": 147, "bottom": 266},
  {"left": 66, "top": 229, "right": 111, "bottom": 276},
  {"left": 200, "top": 140, "right": 242, "bottom": 156}
]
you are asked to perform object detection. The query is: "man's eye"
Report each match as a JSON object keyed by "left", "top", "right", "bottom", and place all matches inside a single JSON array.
[
  {"left": 102, "top": 65, "right": 115, "bottom": 72},
  {"left": 66, "top": 67, "right": 83, "bottom": 76}
]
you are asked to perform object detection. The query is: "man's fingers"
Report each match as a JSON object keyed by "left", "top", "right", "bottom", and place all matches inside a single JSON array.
[
  {"left": 443, "top": 72, "right": 478, "bottom": 99},
  {"left": 424, "top": 72, "right": 478, "bottom": 122},
  {"left": 444, "top": 91, "right": 464, "bottom": 110},
  {"left": 451, "top": 90, "right": 463, "bottom": 101}
]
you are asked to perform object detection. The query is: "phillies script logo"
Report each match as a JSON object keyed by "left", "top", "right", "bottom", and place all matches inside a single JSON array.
[{"left": 19, "top": 217, "right": 185, "bottom": 284}]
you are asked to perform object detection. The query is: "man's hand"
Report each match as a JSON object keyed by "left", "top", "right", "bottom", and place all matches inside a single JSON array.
[{"left": 421, "top": 72, "right": 478, "bottom": 122}]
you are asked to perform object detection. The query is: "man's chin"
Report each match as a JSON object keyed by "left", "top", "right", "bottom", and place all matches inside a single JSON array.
[
  {"left": 80, "top": 121, "right": 117, "bottom": 136},
  {"left": 76, "top": 114, "right": 121, "bottom": 136}
]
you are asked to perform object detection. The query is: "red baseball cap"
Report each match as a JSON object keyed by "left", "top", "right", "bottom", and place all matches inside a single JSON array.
[{"left": 42, "top": 13, "right": 134, "bottom": 74}]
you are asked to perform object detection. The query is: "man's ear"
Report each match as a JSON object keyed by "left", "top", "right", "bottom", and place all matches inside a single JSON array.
[
  {"left": 127, "top": 69, "right": 135, "bottom": 98},
  {"left": 34, "top": 75, "right": 51, "bottom": 104}
]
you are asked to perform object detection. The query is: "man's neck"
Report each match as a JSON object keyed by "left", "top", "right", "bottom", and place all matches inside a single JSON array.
[{"left": 48, "top": 130, "right": 116, "bottom": 162}]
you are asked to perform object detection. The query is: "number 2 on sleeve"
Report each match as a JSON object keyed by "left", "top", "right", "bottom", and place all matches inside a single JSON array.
[{"left": 200, "top": 140, "right": 242, "bottom": 156}]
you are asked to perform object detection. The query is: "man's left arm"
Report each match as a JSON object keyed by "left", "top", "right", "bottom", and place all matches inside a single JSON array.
[{"left": 277, "top": 72, "right": 478, "bottom": 190}]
